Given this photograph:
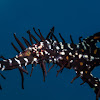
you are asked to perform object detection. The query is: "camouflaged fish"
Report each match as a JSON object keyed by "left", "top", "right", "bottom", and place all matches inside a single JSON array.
[{"left": 0, "top": 27, "right": 100, "bottom": 100}]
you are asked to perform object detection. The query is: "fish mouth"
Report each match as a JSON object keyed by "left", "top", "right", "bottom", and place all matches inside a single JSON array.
[{"left": 0, "top": 60, "right": 28, "bottom": 74}]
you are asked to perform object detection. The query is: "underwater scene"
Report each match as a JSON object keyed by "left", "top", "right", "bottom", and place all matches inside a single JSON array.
[{"left": 0, "top": 0, "right": 100, "bottom": 100}]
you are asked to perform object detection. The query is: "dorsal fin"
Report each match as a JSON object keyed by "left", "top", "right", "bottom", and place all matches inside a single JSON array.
[
  {"left": 70, "top": 35, "right": 74, "bottom": 44},
  {"left": 46, "top": 27, "right": 54, "bottom": 39},
  {"left": 13, "top": 34, "right": 26, "bottom": 51},
  {"left": 27, "top": 30, "right": 33, "bottom": 44},
  {"left": 33, "top": 27, "right": 43, "bottom": 40},
  {"left": 27, "top": 30, "right": 39, "bottom": 43},
  {"left": 22, "top": 37, "right": 31, "bottom": 47},
  {"left": 59, "top": 33, "right": 65, "bottom": 43},
  {"left": 38, "top": 29, "right": 45, "bottom": 40},
  {"left": 51, "top": 33, "right": 59, "bottom": 43},
  {"left": 11, "top": 42, "right": 20, "bottom": 53},
  {"left": 79, "top": 36, "right": 82, "bottom": 43},
  {"left": 0, "top": 56, "right": 6, "bottom": 60}
]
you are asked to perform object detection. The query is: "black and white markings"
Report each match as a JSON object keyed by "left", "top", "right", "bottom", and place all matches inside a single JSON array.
[
  {"left": 24, "top": 58, "right": 29, "bottom": 66},
  {"left": 31, "top": 57, "right": 38, "bottom": 64},
  {"left": 60, "top": 51, "right": 65, "bottom": 55},
  {"left": 0, "top": 64, "right": 1, "bottom": 68},
  {"left": 78, "top": 54, "right": 83, "bottom": 59},
  {"left": 14, "top": 58, "right": 21, "bottom": 67},
  {"left": 82, "top": 42, "right": 87, "bottom": 50},
  {"left": 67, "top": 43, "right": 73, "bottom": 50},
  {"left": 8, "top": 59, "right": 12, "bottom": 66},
  {"left": 83, "top": 55, "right": 88, "bottom": 59},
  {"left": 1, "top": 65, "right": 5, "bottom": 71}
]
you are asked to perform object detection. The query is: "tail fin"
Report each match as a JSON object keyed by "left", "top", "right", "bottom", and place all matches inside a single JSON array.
[{"left": 81, "top": 73, "right": 100, "bottom": 100}]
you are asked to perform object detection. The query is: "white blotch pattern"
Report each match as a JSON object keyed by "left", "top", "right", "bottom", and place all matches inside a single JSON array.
[
  {"left": 8, "top": 59, "right": 12, "bottom": 64},
  {"left": 1, "top": 65, "right": 5, "bottom": 71},
  {"left": 0, "top": 64, "right": 1, "bottom": 68},
  {"left": 79, "top": 54, "right": 82, "bottom": 59},
  {"left": 14, "top": 58, "right": 21, "bottom": 67},
  {"left": 24, "top": 58, "right": 28, "bottom": 66}
]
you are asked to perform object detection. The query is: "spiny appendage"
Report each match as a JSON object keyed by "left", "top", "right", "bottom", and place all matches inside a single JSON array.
[
  {"left": 0, "top": 27, "right": 68, "bottom": 88},
  {"left": 0, "top": 27, "right": 100, "bottom": 100},
  {"left": 81, "top": 73, "right": 100, "bottom": 100},
  {"left": 43, "top": 30, "right": 100, "bottom": 100},
  {"left": 13, "top": 30, "right": 100, "bottom": 100},
  {"left": 0, "top": 27, "right": 55, "bottom": 88}
]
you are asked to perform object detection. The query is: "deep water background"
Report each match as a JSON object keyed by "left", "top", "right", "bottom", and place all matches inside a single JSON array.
[{"left": 0, "top": 0, "right": 100, "bottom": 100}]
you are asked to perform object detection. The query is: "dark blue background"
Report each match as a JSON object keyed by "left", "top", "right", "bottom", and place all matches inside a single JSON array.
[{"left": 0, "top": 0, "right": 100, "bottom": 100}]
